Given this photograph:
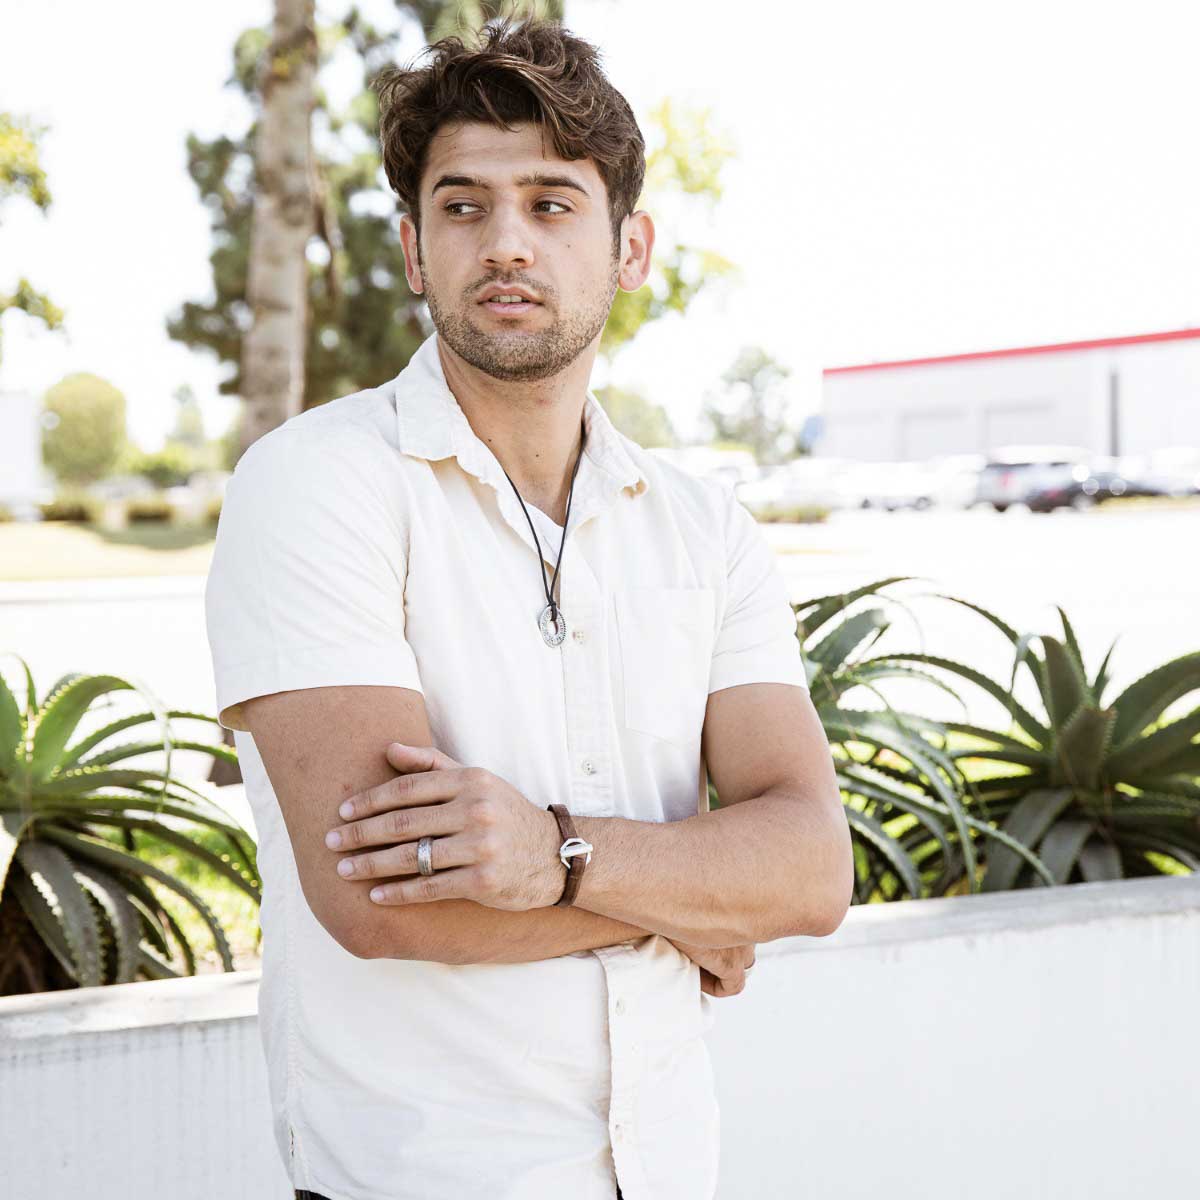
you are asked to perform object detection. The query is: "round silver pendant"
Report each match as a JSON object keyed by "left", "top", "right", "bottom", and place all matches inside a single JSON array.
[{"left": 538, "top": 602, "right": 567, "bottom": 647}]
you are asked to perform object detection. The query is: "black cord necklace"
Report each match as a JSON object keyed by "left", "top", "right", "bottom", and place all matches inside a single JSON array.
[{"left": 500, "top": 416, "right": 586, "bottom": 648}]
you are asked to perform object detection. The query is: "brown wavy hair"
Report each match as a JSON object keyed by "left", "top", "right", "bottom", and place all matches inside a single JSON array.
[{"left": 373, "top": 15, "right": 645, "bottom": 246}]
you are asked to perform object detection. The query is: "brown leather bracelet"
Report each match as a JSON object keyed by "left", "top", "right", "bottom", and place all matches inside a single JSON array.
[{"left": 547, "top": 802, "right": 590, "bottom": 907}]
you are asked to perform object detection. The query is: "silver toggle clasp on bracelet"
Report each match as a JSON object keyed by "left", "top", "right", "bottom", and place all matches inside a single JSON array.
[{"left": 558, "top": 836, "right": 593, "bottom": 868}]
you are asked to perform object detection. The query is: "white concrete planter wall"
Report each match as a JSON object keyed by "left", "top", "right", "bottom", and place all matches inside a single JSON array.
[{"left": 2, "top": 874, "right": 1197, "bottom": 1199}]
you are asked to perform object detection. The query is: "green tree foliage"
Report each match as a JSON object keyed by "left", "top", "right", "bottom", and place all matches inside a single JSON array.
[
  {"left": 41, "top": 373, "right": 128, "bottom": 485},
  {"left": 0, "top": 112, "right": 64, "bottom": 368},
  {"left": 594, "top": 383, "right": 677, "bottom": 449},
  {"left": 701, "top": 345, "right": 799, "bottom": 466},
  {"left": 168, "top": 3, "right": 732, "bottom": 411},
  {"left": 601, "top": 98, "right": 737, "bottom": 356}
]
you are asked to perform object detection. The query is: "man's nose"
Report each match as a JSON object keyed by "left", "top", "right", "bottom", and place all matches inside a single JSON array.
[{"left": 479, "top": 203, "right": 535, "bottom": 271}]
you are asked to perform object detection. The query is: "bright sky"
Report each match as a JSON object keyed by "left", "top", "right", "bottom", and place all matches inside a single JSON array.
[{"left": 2, "top": 0, "right": 1198, "bottom": 449}]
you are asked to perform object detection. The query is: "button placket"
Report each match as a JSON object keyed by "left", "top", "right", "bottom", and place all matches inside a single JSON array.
[
  {"left": 558, "top": 540, "right": 611, "bottom": 813},
  {"left": 599, "top": 950, "right": 644, "bottom": 1191}
]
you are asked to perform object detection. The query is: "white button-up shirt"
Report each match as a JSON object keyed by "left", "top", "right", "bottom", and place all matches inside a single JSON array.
[{"left": 204, "top": 330, "right": 810, "bottom": 1199}]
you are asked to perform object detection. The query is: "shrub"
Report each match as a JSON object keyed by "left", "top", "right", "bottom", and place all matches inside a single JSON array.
[
  {"left": 39, "top": 490, "right": 103, "bottom": 523},
  {"left": 124, "top": 494, "right": 174, "bottom": 524}
]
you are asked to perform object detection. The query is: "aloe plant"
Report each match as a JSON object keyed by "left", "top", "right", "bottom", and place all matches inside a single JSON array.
[
  {"left": 867, "top": 594, "right": 1200, "bottom": 889},
  {"left": 0, "top": 653, "right": 260, "bottom": 995},
  {"left": 769, "top": 576, "right": 1059, "bottom": 902}
]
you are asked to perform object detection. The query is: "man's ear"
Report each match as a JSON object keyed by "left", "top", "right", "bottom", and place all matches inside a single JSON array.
[
  {"left": 399, "top": 212, "right": 425, "bottom": 295},
  {"left": 617, "top": 210, "right": 655, "bottom": 293}
]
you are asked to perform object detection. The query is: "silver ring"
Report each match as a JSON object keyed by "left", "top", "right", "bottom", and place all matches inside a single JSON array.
[{"left": 417, "top": 835, "right": 435, "bottom": 876}]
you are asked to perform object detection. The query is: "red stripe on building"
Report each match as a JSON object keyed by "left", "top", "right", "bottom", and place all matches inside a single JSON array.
[{"left": 823, "top": 327, "right": 1200, "bottom": 376}]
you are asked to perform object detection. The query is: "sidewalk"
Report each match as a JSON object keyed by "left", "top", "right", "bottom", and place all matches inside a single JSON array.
[{"left": 0, "top": 574, "right": 207, "bottom": 605}]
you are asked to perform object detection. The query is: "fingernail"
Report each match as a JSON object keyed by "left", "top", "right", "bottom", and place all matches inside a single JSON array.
[
  {"left": 337, "top": 860, "right": 353, "bottom": 876},
  {"left": 325, "top": 831, "right": 341, "bottom": 849},
  {"left": 339, "top": 801, "right": 354, "bottom": 819}
]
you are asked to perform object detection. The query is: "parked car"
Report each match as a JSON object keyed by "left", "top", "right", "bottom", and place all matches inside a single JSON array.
[
  {"left": 973, "top": 445, "right": 1092, "bottom": 511},
  {"left": 1025, "top": 457, "right": 1134, "bottom": 512},
  {"left": 734, "top": 456, "right": 847, "bottom": 516},
  {"left": 854, "top": 460, "right": 942, "bottom": 511},
  {"left": 923, "top": 453, "right": 989, "bottom": 509}
]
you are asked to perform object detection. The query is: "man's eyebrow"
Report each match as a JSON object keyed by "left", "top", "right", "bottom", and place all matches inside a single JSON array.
[{"left": 430, "top": 172, "right": 591, "bottom": 198}]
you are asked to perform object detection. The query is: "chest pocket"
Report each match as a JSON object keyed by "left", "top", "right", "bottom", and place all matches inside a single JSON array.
[{"left": 614, "top": 586, "right": 716, "bottom": 748}]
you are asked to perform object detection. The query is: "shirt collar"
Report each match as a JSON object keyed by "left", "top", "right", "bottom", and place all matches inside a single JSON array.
[{"left": 391, "top": 331, "right": 649, "bottom": 532}]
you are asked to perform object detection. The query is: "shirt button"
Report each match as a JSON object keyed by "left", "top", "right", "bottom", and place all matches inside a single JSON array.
[
  {"left": 614, "top": 997, "right": 626, "bottom": 1014},
  {"left": 613, "top": 1124, "right": 625, "bottom": 1142},
  {"left": 581, "top": 759, "right": 596, "bottom": 775},
  {"left": 572, "top": 628, "right": 586, "bottom": 643}
]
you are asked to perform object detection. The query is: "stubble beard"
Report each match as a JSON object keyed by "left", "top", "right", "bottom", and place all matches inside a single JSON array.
[{"left": 418, "top": 242, "right": 621, "bottom": 383}]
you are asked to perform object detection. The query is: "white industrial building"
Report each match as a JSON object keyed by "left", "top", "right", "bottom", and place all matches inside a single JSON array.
[{"left": 818, "top": 327, "right": 1200, "bottom": 462}]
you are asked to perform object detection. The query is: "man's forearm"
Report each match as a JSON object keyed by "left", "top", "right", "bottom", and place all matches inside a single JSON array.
[
  {"left": 364, "top": 895, "right": 659, "bottom": 965},
  {"left": 571, "top": 788, "right": 852, "bottom": 948},
  {"left": 363, "top": 787, "right": 850, "bottom": 963}
]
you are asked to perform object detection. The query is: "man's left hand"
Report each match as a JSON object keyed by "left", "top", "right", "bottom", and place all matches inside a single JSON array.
[{"left": 325, "top": 742, "right": 565, "bottom": 910}]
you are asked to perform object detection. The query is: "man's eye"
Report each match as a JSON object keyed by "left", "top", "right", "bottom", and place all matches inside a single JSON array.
[
  {"left": 444, "top": 202, "right": 479, "bottom": 216},
  {"left": 536, "top": 200, "right": 570, "bottom": 214}
]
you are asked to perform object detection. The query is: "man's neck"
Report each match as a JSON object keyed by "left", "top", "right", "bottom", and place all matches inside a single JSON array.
[{"left": 436, "top": 337, "right": 594, "bottom": 525}]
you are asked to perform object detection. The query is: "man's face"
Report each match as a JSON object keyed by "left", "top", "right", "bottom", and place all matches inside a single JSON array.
[{"left": 400, "top": 119, "right": 624, "bottom": 382}]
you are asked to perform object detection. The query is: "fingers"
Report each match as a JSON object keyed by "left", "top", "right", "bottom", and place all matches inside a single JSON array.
[
  {"left": 337, "top": 761, "right": 482, "bottom": 822},
  {"left": 384, "top": 741, "right": 460, "bottom": 773},
  {"left": 328, "top": 797, "right": 464, "bottom": 851},
  {"left": 333, "top": 830, "right": 475, "bottom": 881}
]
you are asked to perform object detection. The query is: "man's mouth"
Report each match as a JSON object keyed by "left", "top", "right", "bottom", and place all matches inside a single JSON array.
[{"left": 479, "top": 296, "right": 541, "bottom": 316}]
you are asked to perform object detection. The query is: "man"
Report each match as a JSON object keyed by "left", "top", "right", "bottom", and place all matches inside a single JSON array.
[{"left": 204, "top": 16, "right": 852, "bottom": 1200}]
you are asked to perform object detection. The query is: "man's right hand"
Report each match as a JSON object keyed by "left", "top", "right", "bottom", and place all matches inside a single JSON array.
[{"left": 666, "top": 937, "right": 757, "bottom": 997}]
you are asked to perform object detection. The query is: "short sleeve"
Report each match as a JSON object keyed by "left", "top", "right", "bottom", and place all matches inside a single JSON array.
[
  {"left": 204, "top": 427, "right": 423, "bottom": 732},
  {"left": 707, "top": 490, "right": 810, "bottom": 695}
]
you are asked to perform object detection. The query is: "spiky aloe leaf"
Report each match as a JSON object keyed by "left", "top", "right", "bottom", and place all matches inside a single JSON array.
[
  {"left": 843, "top": 805, "right": 924, "bottom": 899},
  {"left": 921, "top": 592, "right": 1050, "bottom": 700},
  {"left": 865, "top": 652, "right": 1048, "bottom": 744},
  {"left": 1092, "top": 638, "right": 1120, "bottom": 703},
  {"left": 794, "top": 576, "right": 925, "bottom": 643},
  {"left": 1041, "top": 636, "right": 1093, "bottom": 729},
  {"left": 1106, "top": 706, "right": 1200, "bottom": 777},
  {"left": 846, "top": 662, "right": 974, "bottom": 715},
  {"left": 58, "top": 708, "right": 223, "bottom": 770},
  {"left": 40, "top": 827, "right": 235, "bottom": 970},
  {"left": 981, "top": 787, "right": 1076, "bottom": 892},
  {"left": 85, "top": 815, "right": 260, "bottom": 900},
  {"left": 0, "top": 651, "right": 38, "bottom": 724},
  {"left": 0, "top": 662, "right": 24, "bottom": 772},
  {"left": 72, "top": 861, "right": 143, "bottom": 984},
  {"left": 1054, "top": 704, "right": 1117, "bottom": 791},
  {"left": 30, "top": 675, "right": 138, "bottom": 781},
  {"left": 7, "top": 868, "right": 80, "bottom": 981},
  {"left": 1035, "top": 818, "right": 1096, "bottom": 884},
  {"left": 837, "top": 762, "right": 956, "bottom": 869},
  {"left": 14, "top": 839, "right": 104, "bottom": 986},
  {"left": 136, "top": 945, "right": 183, "bottom": 979},
  {"left": 1078, "top": 838, "right": 1122, "bottom": 881},
  {"left": 1108, "top": 651, "right": 1200, "bottom": 751},
  {"left": 74, "top": 738, "right": 238, "bottom": 770},
  {"left": 825, "top": 709, "right": 979, "bottom": 890},
  {"left": 808, "top": 607, "right": 889, "bottom": 674}
]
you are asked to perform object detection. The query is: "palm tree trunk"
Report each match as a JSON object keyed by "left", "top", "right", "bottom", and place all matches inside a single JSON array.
[{"left": 238, "top": 0, "right": 318, "bottom": 459}]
